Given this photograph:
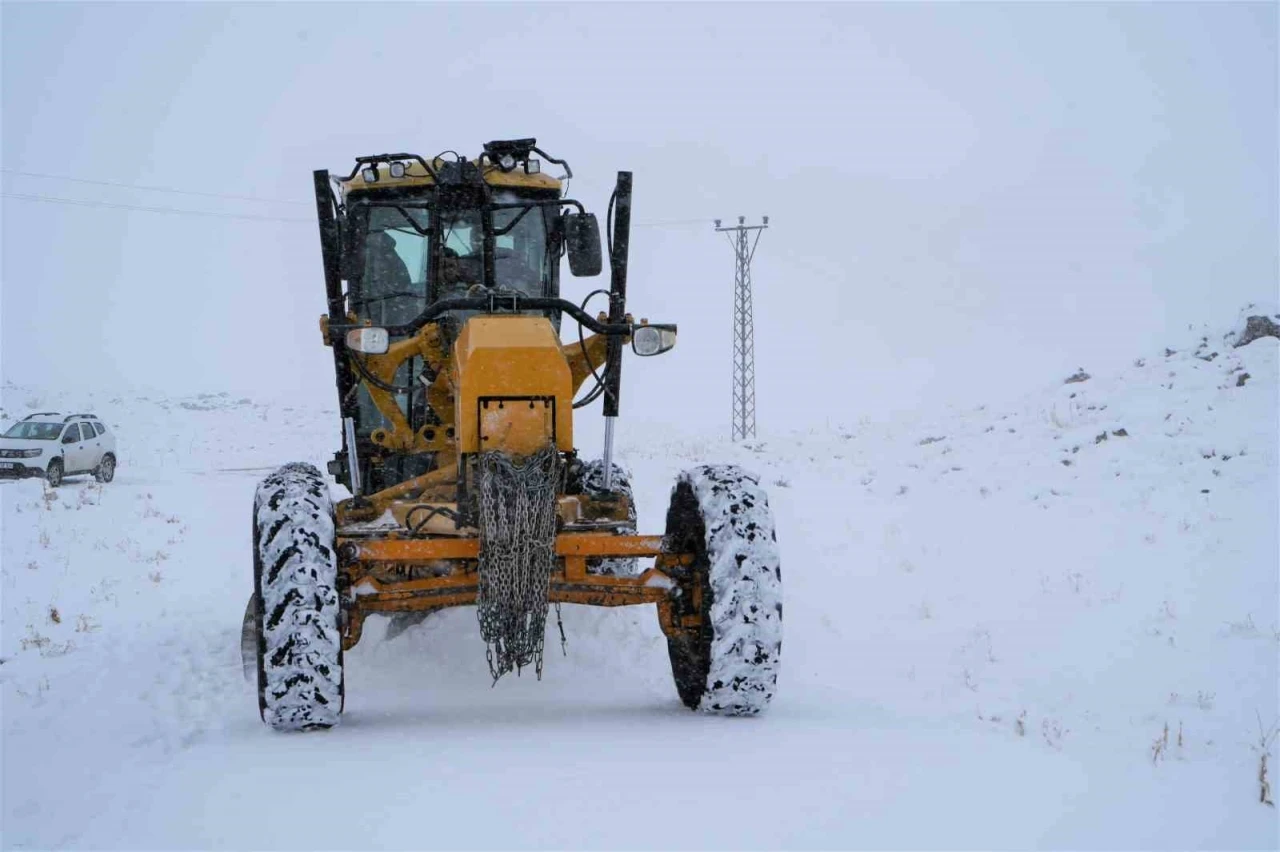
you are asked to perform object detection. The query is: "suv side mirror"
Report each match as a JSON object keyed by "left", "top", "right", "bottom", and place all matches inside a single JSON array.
[{"left": 564, "top": 213, "right": 602, "bottom": 277}]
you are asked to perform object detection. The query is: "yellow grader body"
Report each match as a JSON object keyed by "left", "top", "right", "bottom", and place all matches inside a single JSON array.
[
  {"left": 245, "top": 141, "right": 781, "bottom": 731},
  {"left": 328, "top": 314, "right": 694, "bottom": 650}
]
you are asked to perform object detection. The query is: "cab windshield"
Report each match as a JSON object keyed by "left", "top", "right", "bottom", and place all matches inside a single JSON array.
[
  {"left": 349, "top": 202, "right": 432, "bottom": 327},
  {"left": 494, "top": 199, "right": 551, "bottom": 296},
  {"left": 435, "top": 196, "right": 550, "bottom": 301},
  {"left": 4, "top": 422, "right": 63, "bottom": 440},
  {"left": 349, "top": 191, "right": 554, "bottom": 327}
]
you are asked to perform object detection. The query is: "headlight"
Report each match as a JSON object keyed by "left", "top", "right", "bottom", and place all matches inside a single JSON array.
[
  {"left": 20, "top": 449, "right": 41, "bottom": 458},
  {"left": 631, "top": 324, "right": 677, "bottom": 357},
  {"left": 346, "top": 327, "right": 390, "bottom": 354}
]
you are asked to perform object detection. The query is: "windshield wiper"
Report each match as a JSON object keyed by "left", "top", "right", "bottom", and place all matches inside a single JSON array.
[{"left": 386, "top": 206, "right": 431, "bottom": 236}]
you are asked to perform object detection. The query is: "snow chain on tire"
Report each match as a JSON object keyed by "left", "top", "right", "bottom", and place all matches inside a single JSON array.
[
  {"left": 252, "top": 462, "right": 344, "bottom": 730},
  {"left": 573, "top": 459, "right": 639, "bottom": 576},
  {"left": 664, "top": 465, "right": 782, "bottom": 715}
]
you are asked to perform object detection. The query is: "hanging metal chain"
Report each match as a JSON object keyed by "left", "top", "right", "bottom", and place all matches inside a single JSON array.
[{"left": 475, "top": 446, "right": 560, "bottom": 681}]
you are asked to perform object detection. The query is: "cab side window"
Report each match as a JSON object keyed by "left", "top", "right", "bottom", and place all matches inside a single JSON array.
[
  {"left": 94, "top": 423, "right": 107, "bottom": 437},
  {"left": 79, "top": 423, "right": 95, "bottom": 441},
  {"left": 61, "top": 428, "right": 77, "bottom": 444}
]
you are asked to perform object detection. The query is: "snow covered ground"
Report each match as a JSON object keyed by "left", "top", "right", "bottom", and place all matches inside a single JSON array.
[{"left": 2, "top": 314, "right": 1277, "bottom": 850}]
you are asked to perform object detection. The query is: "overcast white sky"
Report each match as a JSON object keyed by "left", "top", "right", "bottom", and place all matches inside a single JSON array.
[{"left": 2, "top": 2, "right": 1276, "bottom": 437}]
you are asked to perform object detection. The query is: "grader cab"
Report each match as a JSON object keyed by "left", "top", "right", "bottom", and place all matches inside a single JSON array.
[{"left": 242, "top": 140, "right": 782, "bottom": 730}]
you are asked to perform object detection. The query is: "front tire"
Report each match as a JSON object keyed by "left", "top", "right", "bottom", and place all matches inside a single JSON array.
[
  {"left": 663, "top": 465, "right": 782, "bottom": 715},
  {"left": 95, "top": 454, "right": 116, "bottom": 483},
  {"left": 45, "top": 458, "right": 64, "bottom": 488},
  {"left": 252, "top": 463, "right": 344, "bottom": 731}
]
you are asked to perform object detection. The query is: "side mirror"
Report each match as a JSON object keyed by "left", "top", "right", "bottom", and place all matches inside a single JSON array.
[
  {"left": 631, "top": 324, "right": 677, "bottom": 357},
  {"left": 564, "top": 213, "right": 602, "bottom": 277}
]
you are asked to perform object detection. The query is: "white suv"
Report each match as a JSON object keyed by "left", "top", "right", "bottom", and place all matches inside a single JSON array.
[{"left": 0, "top": 413, "right": 117, "bottom": 487}]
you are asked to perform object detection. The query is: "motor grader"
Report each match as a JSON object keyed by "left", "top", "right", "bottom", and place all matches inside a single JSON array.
[{"left": 242, "top": 140, "right": 782, "bottom": 730}]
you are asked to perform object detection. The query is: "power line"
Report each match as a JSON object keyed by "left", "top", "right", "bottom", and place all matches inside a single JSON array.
[
  {"left": 772, "top": 246, "right": 852, "bottom": 289},
  {"left": 3, "top": 189, "right": 717, "bottom": 232},
  {"left": 3, "top": 169, "right": 718, "bottom": 228},
  {"left": 633, "top": 217, "right": 715, "bottom": 229},
  {"left": 1, "top": 171, "right": 722, "bottom": 236},
  {"left": 1, "top": 168, "right": 311, "bottom": 206},
  {"left": 1, "top": 192, "right": 313, "bottom": 224}
]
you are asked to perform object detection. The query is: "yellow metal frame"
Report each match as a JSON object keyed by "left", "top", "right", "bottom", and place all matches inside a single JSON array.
[
  {"left": 338, "top": 533, "right": 699, "bottom": 650},
  {"left": 317, "top": 221, "right": 662, "bottom": 652},
  {"left": 321, "top": 316, "right": 612, "bottom": 463},
  {"left": 340, "top": 158, "right": 563, "bottom": 198}
]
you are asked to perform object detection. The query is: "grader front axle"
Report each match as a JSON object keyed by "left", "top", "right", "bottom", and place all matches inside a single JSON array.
[{"left": 336, "top": 533, "right": 700, "bottom": 649}]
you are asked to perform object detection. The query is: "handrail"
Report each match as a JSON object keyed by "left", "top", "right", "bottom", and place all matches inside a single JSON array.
[{"left": 327, "top": 296, "right": 633, "bottom": 340}]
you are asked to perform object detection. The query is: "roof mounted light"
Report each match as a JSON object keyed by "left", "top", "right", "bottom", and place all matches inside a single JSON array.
[
  {"left": 483, "top": 138, "right": 572, "bottom": 180},
  {"left": 484, "top": 138, "right": 534, "bottom": 171},
  {"left": 344, "top": 154, "right": 440, "bottom": 184}
]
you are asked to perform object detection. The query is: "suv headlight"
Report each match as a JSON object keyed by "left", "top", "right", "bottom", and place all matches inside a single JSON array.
[{"left": 19, "top": 449, "right": 42, "bottom": 458}]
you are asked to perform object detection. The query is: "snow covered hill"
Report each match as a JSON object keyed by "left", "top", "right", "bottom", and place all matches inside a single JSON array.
[{"left": 2, "top": 311, "right": 1277, "bottom": 850}]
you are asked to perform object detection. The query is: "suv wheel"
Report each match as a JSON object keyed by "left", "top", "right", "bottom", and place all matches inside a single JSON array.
[
  {"left": 95, "top": 454, "right": 116, "bottom": 484},
  {"left": 46, "top": 458, "right": 64, "bottom": 488}
]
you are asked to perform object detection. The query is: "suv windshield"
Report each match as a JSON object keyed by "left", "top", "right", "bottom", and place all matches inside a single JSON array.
[{"left": 4, "top": 422, "right": 63, "bottom": 440}]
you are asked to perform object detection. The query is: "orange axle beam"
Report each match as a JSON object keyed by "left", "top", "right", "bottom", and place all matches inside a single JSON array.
[
  {"left": 345, "top": 533, "right": 671, "bottom": 562},
  {"left": 337, "top": 533, "right": 697, "bottom": 649}
]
